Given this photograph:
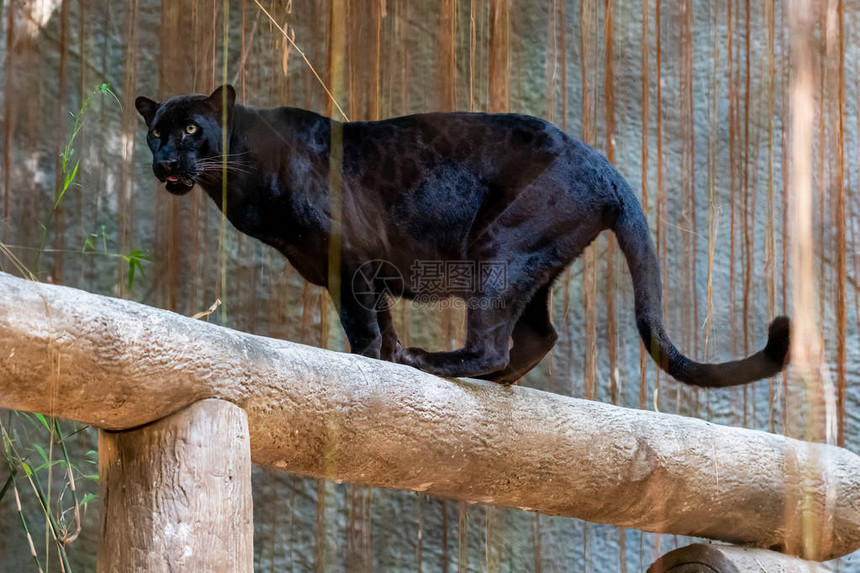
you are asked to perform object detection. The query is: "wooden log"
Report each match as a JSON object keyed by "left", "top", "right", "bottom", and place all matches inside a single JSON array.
[
  {"left": 647, "top": 543, "right": 829, "bottom": 573},
  {"left": 98, "top": 399, "right": 253, "bottom": 572},
  {"left": 1, "top": 271, "right": 859, "bottom": 560}
]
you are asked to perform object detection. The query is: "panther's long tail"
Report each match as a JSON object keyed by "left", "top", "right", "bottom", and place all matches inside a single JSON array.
[{"left": 611, "top": 186, "right": 790, "bottom": 387}]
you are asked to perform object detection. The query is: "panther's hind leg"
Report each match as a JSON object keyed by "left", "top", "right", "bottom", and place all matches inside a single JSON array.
[
  {"left": 476, "top": 284, "right": 557, "bottom": 384},
  {"left": 394, "top": 184, "right": 603, "bottom": 379},
  {"left": 395, "top": 305, "right": 515, "bottom": 378}
]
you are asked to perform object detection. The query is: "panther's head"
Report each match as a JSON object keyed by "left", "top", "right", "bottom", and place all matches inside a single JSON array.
[{"left": 135, "top": 85, "right": 235, "bottom": 196}]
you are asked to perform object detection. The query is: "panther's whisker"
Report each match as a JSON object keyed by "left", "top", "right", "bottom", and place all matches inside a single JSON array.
[
  {"left": 195, "top": 164, "right": 254, "bottom": 175},
  {"left": 198, "top": 164, "right": 253, "bottom": 172},
  {"left": 197, "top": 159, "right": 253, "bottom": 168},
  {"left": 202, "top": 161, "right": 253, "bottom": 171}
]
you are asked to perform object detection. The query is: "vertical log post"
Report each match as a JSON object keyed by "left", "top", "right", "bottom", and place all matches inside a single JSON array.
[{"left": 97, "top": 399, "right": 253, "bottom": 572}]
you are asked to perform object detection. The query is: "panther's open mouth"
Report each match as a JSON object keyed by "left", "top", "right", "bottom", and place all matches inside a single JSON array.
[{"left": 163, "top": 174, "right": 195, "bottom": 195}]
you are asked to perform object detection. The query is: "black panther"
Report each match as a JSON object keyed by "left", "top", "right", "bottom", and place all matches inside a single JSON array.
[{"left": 136, "top": 85, "right": 789, "bottom": 386}]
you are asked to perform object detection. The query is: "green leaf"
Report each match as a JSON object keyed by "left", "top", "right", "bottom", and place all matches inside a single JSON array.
[
  {"left": 34, "top": 413, "right": 51, "bottom": 431},
  {"left": 125, "top": 250, "right": 151, "bottom": 290},
  {"left": 32, "top": 443, "right": 49, "bottom": 465},
  {"left": 79, "top": 492, "right": 97, "bottom": 505},
  {"left": 55, "top": 159, "right": 80, "bottom": 209},
  {"left": 127, "top": 259, "right": 136, "bottom": 290},
  {"left": 69, "top": 159, "right": 80, "bottom": 188},
  {"left": 32, "top": 459, "right": 63, "bottom": 473},
  {"left": 100, "top": 82, "right": 123, "bottom": 110}
]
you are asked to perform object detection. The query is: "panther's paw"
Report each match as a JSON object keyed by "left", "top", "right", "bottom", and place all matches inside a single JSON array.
[{"left": 395, "top": 346, "right": 429, "bottom": 370}]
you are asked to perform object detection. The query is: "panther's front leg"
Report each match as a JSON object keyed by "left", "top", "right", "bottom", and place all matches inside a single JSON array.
[
  {"left": 377, "top": 308, "right": 400, "bottom": 362},
  {"left": 337, "top": 286, "right": 384, "bottom": 359}
]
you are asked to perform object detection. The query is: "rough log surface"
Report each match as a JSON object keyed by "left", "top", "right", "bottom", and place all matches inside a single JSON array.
[
  {"left": 647, "top": 543, "right": 829, "bottom": 572},
  {"left": 98, "top": 399, "right": 253, "bottom": 573},
  {"left": 1, "top": 271, "right": 858, "bottom": 560}
]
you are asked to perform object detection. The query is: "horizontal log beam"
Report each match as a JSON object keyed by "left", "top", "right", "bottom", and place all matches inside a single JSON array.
[{"left": 0, "top": 271, "right": 858, "bottom": 560}]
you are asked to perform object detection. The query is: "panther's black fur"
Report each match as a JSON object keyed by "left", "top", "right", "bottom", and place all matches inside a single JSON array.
[{"left": 136, "top": 85, "right": 790, "bottom": 386}]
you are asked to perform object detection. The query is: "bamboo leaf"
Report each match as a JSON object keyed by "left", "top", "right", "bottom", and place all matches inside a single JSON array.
[
  {"left": 32, "top": 443, "right": 49, "bottom": 465},
  {"left": 34, "top": 413, "right": 51, "bottom": 431}
]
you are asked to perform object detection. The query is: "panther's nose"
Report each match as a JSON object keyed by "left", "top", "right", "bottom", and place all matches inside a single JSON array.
[{"left": 157, "top": 159, "right": 179, "bottom": 173}]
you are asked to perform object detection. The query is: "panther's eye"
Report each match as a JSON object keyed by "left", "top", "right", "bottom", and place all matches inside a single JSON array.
[
  {"left": 151, "top": 128, "right": 160, "bottom": 138},
  {"left": 185, "top": 124, "right": 198, "bottom": 135}
]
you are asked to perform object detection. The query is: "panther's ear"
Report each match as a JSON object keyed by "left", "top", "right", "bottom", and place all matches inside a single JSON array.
[
  {"left": 206, "top": 84, "right": 236, "bottom": 122},
  {"left": 135, "top": 96, "right": 159, "bottom": 126}
]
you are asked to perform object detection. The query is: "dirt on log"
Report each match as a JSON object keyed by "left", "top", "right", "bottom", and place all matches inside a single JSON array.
[{"left": 0, "top": 271, "right": 858, "bottom": 560}]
